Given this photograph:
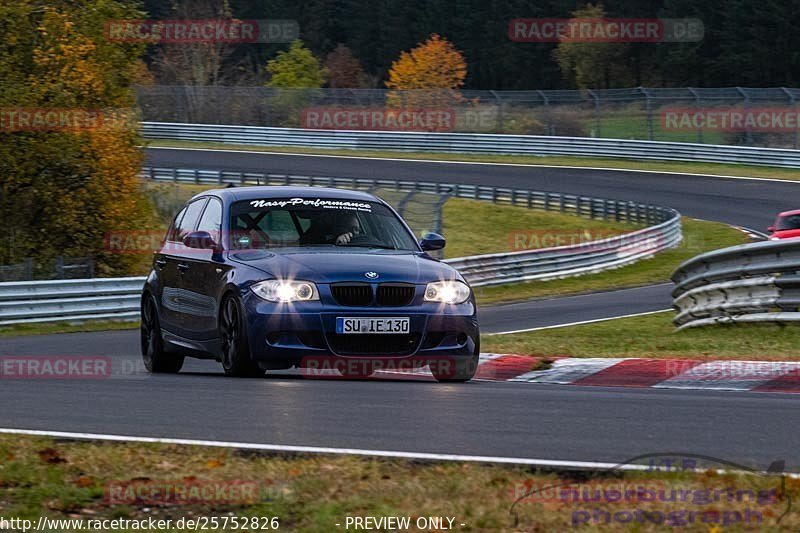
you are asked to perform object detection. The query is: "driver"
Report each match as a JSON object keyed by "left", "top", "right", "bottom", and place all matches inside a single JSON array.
[
  {"left": 301, "top": 210, "right": 362, "bottom": 245},
  {"left": 333, "top": 211, "right": 361, "bottom": 244}
]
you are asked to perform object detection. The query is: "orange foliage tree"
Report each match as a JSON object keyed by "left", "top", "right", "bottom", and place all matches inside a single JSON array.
[
  {"left": 0, "top": 1, "right": 156, "bottom": 277},
  {"left": 385, "top": 34, "right": 467, "bottom": 108}
]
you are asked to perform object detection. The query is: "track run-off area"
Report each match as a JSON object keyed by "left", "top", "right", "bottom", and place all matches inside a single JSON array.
[{"left": 3, "top": 146, "right": 800, "bottom": 471}]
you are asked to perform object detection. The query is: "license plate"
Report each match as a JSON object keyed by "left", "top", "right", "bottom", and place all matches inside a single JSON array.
[{"left": 336, "top": 317, "right": 410, "bottom": 334}]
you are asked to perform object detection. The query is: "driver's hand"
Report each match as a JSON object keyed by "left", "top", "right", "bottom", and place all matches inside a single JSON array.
[{"left": 336, "top": 232, "right": 353, "bottom": 245}]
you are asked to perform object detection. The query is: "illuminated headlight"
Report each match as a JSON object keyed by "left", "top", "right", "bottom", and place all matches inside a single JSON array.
[
  {"left": 424, "top": 280, "right": 471, "bottom": 304},
  {"left": 251, "top": 280, "right": 319, "bottom": 302}
]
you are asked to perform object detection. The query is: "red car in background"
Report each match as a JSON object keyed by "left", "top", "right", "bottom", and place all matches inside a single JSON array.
[{"left": 768, "top": 209, "right": 800, "bottom": 240}]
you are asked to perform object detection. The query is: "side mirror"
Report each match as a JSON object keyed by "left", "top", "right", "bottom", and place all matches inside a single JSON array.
[
  {"left": 420, "top": 232, "right": 446, "bottom": 251},
  {"left": 767, "top": 226, "right": 776, "bottom": 233},
  {"left": 183, "top": 231, "right": 218, "bottom": 250}
]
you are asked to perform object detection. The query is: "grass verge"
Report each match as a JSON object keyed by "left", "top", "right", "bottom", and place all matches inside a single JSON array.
[
  {"left": 482, "top": 311, "right": 800, "bottom": 360},
  {"left": 147, "top": 139, "right": 800, "bottom": 182},
  {"left": 442, "top": 197, "right": 635, "bottom": 258},
  {"left": 473, "top": 218, "right": 747, "bottom": 305},
  {"left": 0, "top": 434, "right": 795, "bottom": 532}
]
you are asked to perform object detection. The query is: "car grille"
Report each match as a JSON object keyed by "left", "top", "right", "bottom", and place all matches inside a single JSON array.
[
  {"left": 376, "top": 284, "right": 415, "bottom": 307},
  {"left": 331, "top": 283, "right": 372, "bottom": 306},
  {"left": 331, "top": 283, "right": 416, "bottom": 307},
  {"left": 327, "top": 333, "right": 421, "bottom": 356}
]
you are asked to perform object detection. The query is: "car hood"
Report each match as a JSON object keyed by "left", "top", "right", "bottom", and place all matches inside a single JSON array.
[{"left": 229, "top": 248, "right": 462, "bottom": 284}]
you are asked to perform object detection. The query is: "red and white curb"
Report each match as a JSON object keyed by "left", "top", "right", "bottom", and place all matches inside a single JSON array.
[{"left": 373, "top": 354, "right": 800, "bottom": 393}]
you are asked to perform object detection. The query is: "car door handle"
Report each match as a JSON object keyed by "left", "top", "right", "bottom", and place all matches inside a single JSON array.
[
  {"left": 155, "top": 259, "right": 167, "bottom": 269},
  {"left": 177, "top": 263, "right": 190, "bottom": 272}
]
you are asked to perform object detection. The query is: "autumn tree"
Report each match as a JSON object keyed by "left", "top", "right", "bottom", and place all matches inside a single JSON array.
[
  {"left": 266, "top": 40, "right": 328, "bottom": 88},
  {"left": 385, "top": 34, "right": 467, "bottom": 108},
  {"left": 324, "top": 44, "right": 369, "bottom": 88},
  {"left": 552, "top": 4, "right": 635, "bottom": 89},
  {"left": 0, "top": 0, "right": 157, "bottom": 277},
  {"left": 264, "top": 40, "right": 327, "bottom": 126}
]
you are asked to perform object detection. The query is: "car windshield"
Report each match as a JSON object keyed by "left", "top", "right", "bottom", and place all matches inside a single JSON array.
[
  {"left": 229, "top": 198, "right": 419, "bottom": 251},
  {"left": 776, "top": 214, "right": 800, "bottom": 231}
]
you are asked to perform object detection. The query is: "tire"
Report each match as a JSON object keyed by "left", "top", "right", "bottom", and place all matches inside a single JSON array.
[
  {"left": 431, "top": 341, "right": 480, "bottom": 383},
  {"left": 219, "top": 295, "right": 265, "bottom": 378},
  {"left": 141, "top": 294, "right": 184, "bottom": 374}
]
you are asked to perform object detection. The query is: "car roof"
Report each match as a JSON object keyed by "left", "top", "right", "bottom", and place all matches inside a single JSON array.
[
  {"left": 778, "top": 209, "right": 800, "bottom": 217},
  {"left": 189, "top": 186, "right": 383, "bottom": 204}
]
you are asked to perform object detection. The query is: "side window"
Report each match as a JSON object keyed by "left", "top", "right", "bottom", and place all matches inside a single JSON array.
[
  {"left": 175, "top": 199, "right": 207, "bottom": 242},
  {"left": 196, "top": 198, "right": 223, "bottom": 241},
  {"left": 166, "top": 206, "right": 187, "bottom": 242},
  {"left": 263, "top": 210, "right": 301, "bottom": 243}
]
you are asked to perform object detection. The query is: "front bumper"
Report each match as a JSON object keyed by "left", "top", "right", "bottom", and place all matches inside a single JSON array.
[{"left": 241, "top": 290, "right": 479, "bottom": 367}]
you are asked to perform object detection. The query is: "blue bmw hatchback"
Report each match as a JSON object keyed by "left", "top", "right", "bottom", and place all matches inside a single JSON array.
[{"left": 141, "top": 186, "right": 480, "bottom": 381}]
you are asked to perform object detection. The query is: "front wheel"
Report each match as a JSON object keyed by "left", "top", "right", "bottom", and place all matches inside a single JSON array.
[
  {"left": 219, "top": 295, "right": 265, "bottom": 378},
  {"left": 141, "top": 294, "right": 184, "bottom": 374}
]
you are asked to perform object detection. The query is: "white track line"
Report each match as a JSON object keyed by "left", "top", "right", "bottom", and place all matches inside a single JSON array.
[
  {"left": 0, "top": 427, "right": 782, "bottom": 475},
  {"left": 486, "top": 309, "right": 672, "bottom": 336},
  {"left": 147, "top": 145, "right": 800, "bottom": 185}
]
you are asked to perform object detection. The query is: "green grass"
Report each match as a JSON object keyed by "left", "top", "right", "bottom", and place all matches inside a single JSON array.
[
  {"left": 147, "top": 139, "right": 800, "bottom": 181},
  {"left": 442, "top": 197, "right": 636, "bottom": 258},
  {"left": 0, "top": 434, "right": 795, "bottom": 532},
  {"left": 473, "top": 217, "right": 748, "bottom": 305},
  {"left": 483, "top": 310, "right": 800, "bottom": 360},
  {"left": 596, "top": 115, "right": 728, "bottom": 145}
]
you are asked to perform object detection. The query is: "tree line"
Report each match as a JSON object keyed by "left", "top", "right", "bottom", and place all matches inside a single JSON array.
[{"left": 143, "top": 0, "right": 800, "bottom": 89}]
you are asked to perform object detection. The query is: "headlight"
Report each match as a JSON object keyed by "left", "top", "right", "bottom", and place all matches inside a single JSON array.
[
  {"left": 424, "top": 280, "right": 471, "bottom": 304},
  {"left": 251, "top": 280, "right": 319, "bottom": 302}
]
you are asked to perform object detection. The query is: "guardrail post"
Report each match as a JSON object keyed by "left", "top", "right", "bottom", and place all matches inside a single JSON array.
[
  {"left": 640, "top": 87, "right": 654, "bottom": 141},
  {"left": 782, "top": 87, "right": 797, "bottom": 149},
  {"left": 588, "top": 89, "right": 601, "bottom": 137},
  {"left": 688, "top": 87, "right": 704, "bottom": 144},
  {"left": 490, "top": 90, "right": 504, "bottom": 133}
]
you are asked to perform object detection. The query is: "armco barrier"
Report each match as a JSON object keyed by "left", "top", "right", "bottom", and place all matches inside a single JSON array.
[
  {"left": 671, "top": 239, "right": 800, "bottom": 329},
  {"left": 142, "top": 122, "right": 800, "bottom": 168},
  {"left": 0, "top": 170, "right": 681, "bottom": 325},
  {"left": 0, "top": 277, "right": 144, "bottom": 325}
]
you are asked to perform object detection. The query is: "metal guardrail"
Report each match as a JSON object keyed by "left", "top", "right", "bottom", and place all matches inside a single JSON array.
[
  {"left": 0, "top": 170, "right": 681, "bottom": 325},
  {"left": 0, "top": 277, "right": 145, "bottom": 326},
  {"left": 137, "top": 86, "right": 800, "bottom": 148},
  {"left": 671, "top": 239, "right": 800, "bottom": 329},
  {"left": 142, "top": 122, "right": 800, "bottom": 168}
]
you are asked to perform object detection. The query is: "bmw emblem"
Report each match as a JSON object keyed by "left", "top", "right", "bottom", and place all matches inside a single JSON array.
[{"left": 365, "top": 271, "right": 379, "bottom": 279}]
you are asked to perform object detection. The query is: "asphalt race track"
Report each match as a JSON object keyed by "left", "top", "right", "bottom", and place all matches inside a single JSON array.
[
  {"left": 147, "top": 146, "right": 800, "bottom": 230},
  {"left": 3, "top": 329, "right": 800, "bottom": 469},
  {"left": 3, "top": 148, "right": 800, "bottom": 470}
]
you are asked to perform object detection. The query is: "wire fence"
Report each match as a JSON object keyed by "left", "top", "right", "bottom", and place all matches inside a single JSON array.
[
  {"left": 136, "top": 86, "right": 800, "bottom": 148},
  {"left": 0, "top": 256, "right": 94, "bottom": 282}
]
